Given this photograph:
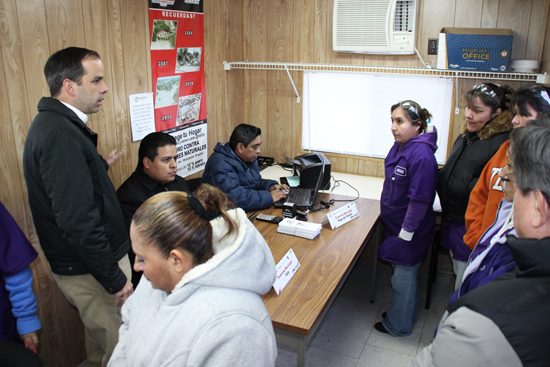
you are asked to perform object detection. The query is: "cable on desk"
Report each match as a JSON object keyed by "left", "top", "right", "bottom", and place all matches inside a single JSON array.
[
  {"left": 312, "top": 176, "right": 360, "bottom": 212},
  {"left": 328, "top": 175, "right": 360, "bottom": 202}
]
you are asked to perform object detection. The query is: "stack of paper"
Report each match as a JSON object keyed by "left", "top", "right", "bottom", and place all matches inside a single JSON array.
[{"left": 277, "top": 218, "right": 322, "bottom": 240}]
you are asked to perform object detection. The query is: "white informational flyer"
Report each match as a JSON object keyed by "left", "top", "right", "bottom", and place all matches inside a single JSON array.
[
  {"left": 165, "top": 119, "right": 208, "bottom": 177},
  {"left": 129, "top": 93, "right": 155, "bottom": 141},
  {"left": 273, "top": 248, "right": 301, "bottom": 295},
  {"left": 327, "top": 202, "right": 360, "bottom": 230}
]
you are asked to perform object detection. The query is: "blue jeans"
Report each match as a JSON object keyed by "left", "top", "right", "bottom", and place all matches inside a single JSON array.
[{"left": 382, "top": 263, "right": 420, "bottom": 336}]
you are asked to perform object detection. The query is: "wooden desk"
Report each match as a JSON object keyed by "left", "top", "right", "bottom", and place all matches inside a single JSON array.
[{"left": 254, "top": 193, "right": 381, "bottom": 367}]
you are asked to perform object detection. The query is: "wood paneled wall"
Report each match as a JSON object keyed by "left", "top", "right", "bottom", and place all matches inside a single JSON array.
[
  {"left": 243, "top": 0, "right": 550, "bottom": 175},
  {"left": 0, "top": 0, "right": 548, "bottom": 365}
]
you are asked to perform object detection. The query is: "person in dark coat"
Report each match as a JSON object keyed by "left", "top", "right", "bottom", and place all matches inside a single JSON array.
[
  {"left": 201, "top": 124, "right": 288, "bottom": 212},
  {"left": 117, "top": 132, "right": 188, "bottom": 288},
  {"left": 412, "top": 124, "right": 550, "bottom": 367},
  {"left": 447, "top": 112, "right": 550, "bottom": 307},
  {"left": 437, "top": 83, "right": 514, "bottom": 289},
  {"left": 23, "top": 47, "right": 132, "bottom": 367},
  {"left": 375, "top": 101, "right": 438, "bottom": 336}
]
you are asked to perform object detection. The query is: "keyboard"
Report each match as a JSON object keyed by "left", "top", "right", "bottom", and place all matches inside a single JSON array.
[
  {"left": 274, "top": 187, "right": 314, "bottom": 209},
  {"left": 287, "top": 189, "right": 313, "bottom": 204}
]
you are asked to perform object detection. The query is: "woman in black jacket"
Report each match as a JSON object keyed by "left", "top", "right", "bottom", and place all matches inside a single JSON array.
[{"left": 437, "top": 83, "right": 513, "bottom": 289}]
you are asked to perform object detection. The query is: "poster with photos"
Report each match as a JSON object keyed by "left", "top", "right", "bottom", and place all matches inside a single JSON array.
[{"left": 149, "top": 0, "right": 206, "bottom": 132}]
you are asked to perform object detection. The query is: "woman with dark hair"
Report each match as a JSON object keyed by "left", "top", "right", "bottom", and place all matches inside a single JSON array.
[
  {"left": 108, "top": 184, "right": 277, "bottom": 367},
  {"left": 464, "top": 85, "right": 550, "bottom": 253},
  {"left": 375, "top": 101, "right": 438, "bottom": 336},
  {"left": 447, "top": 112, "right": 550, "bottom": 306},
  {"left": 437, "top": 83, "right": 514, "bottom": 289}
]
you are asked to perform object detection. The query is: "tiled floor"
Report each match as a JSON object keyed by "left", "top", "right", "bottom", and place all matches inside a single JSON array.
[
  {"left": 78, "top": 259, "right": 455, "bottom": 367},
  {"left": 275, "top": 259, "right": 456, "bottom": 367}
]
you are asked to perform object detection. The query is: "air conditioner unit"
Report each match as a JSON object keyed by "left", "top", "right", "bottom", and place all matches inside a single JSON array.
[{"left": 333, "top": 0, "right": 417, "bottom": 54}]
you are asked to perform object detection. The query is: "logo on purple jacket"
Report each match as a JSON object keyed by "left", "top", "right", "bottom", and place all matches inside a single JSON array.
[{"left": 394, "top": 166, "right": 407, "bottom": 177}]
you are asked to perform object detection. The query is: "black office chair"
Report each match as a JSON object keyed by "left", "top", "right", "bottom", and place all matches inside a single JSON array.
[{"left": 0, "top": 341, "right": 48, "bottom": 367}]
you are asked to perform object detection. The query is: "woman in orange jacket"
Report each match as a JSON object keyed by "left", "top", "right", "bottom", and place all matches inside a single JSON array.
[{"left": 463, "top": 85, "right": 550, "bottom": 252}]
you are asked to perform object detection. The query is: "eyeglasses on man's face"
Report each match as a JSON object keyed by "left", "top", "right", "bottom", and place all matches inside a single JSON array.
[
  {"left": 501, "top": 173, "right": 515, "bottom": 191},
  {"left": 501, "top": 173, "right": 515, "bottom": 183}
]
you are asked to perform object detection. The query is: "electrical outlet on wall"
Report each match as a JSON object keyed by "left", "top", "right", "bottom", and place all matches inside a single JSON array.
[{"left": 428, "top": 38, "right": 438, "bottom": 55}]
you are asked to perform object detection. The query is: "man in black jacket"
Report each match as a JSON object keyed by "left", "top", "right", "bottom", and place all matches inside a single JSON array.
[
  {"left": 23, "top": 47, "right": 132, "bottom": 367},
  {"left": 117, "top": 132, "right": 188, "bottom": 288},
  {"left": 411, "top": 125, "right": 550, "bottom": 367}
]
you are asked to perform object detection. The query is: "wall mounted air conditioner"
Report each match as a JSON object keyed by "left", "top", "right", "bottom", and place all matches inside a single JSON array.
[{"left": 333, "top": 0, "right": 417, "bottom": 54}]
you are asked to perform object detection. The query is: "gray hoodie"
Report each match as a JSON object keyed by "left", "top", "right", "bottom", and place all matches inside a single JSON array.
[{"left": 108, "top": 208, "right": 277, "bottom": 367}]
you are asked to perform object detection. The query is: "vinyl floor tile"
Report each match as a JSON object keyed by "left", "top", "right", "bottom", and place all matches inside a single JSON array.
[
  {"left": 312, "top": 319, "right": 371, "bottom": 358},
  {"left": 357, "top": 344, "right": 414, "bottom": 367}
]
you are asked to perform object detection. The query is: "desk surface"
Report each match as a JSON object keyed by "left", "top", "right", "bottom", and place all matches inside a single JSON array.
[
  {"left": 260, "top": 164, "right": 442, "bottom": 210},
  {"left": 255, "top": 193, "right": 380, "bottom": 336}
]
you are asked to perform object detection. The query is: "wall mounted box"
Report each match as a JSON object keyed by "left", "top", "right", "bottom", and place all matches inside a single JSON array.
[{"left": 437, "top": 27, "right": 513, "bottom": 72}]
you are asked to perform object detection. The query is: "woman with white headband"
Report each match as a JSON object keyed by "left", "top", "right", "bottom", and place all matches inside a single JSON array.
[
  {"left": 437, "top": 83, "right": 514, "bottom": 290},
  {"left": 376, "top": 100, "right": 438, "bottom": 336},
  {"left": 464, "top": 85, "right": 550, "bottom": 259}
]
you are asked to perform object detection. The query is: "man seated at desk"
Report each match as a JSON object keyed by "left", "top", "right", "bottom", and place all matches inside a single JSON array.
[
  {"left": 202, "top": 124, "right": 288, "bottom": 212},
  {"left": 117, "top": 132, "right": 188, "bottom": 287}
]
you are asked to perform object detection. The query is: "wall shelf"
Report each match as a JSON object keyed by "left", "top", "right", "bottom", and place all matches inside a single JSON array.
[
  {"left": 224, "top": 61, "right": 547, "bottom": 83},
  {"left": 224, "top": 61, "right": 548, "bottom": 108}
]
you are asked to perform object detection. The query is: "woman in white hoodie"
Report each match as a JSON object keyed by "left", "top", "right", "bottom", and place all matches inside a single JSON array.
[{"left": 108, "top": 184, "right": 277, "bottom": 367}]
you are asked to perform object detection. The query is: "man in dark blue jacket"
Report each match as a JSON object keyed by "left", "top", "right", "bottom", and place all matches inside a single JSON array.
[
  {"left": 23, "top": 47, "right": 132, "bottom": 367},
  {"left": 202, "top": 124, "right": 288, "bottom": 212}
]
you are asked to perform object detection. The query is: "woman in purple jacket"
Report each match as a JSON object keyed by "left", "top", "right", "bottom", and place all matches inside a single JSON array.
[{"left": 375, "top": 101, "right": 438, "bottom": 336}]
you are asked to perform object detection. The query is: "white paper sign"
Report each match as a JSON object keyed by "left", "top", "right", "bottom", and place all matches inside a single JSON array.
[
  {"left": 129, "top": 93, "right": 155, "bottom": 141},
  {"left": 326, "top": 202, "right": 360, "bottom": 230},
  {"left": 164, "top": 120, "right": 208, "bottom": 177},
  {"left": 273, "top": 248, "right": 301, "bottom": 295}
]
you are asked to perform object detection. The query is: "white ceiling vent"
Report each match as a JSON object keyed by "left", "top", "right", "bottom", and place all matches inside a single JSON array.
[{"left": 333, "top": 0, "right": 417, "bottom": 54}]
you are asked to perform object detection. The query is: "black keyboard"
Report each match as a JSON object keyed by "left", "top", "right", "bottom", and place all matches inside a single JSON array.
[
  {"left": 273, "top": 187, "right": 314, "bottom": 209},
  {"left": 287, "top": 189, "right": 313, "bottom": 204}
]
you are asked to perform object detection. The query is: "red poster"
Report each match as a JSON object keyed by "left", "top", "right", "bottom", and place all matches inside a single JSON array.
[{"left": 149, "top": 0, "right": 206, "bottom": 132}]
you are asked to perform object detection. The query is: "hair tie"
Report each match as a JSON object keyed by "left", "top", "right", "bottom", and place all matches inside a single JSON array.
[{"left": 188, "top": 193, "right": 220, "bottom": 221}]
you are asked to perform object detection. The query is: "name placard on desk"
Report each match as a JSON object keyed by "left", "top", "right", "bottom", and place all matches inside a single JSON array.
[
  {"left": 273, "top": 248, "right": 301, "bottom": 295},
  {"left": 327, "top": 202, "right": 360, "bottom": 230}
]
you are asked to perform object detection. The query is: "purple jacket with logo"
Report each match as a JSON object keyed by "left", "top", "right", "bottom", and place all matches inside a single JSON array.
[
  {"left": 379, "top": 128, "right": 438, "bottom": 266},
  {"left": 447, "top": 199, "right": 517, "bottom": 306}
]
